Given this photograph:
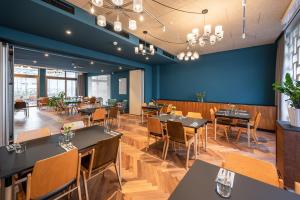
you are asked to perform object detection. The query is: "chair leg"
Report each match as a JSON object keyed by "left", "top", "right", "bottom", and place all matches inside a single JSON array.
[
  {"left": 77, "top": 185, "right": 82, "bottom": 200},
  {"left": 236, "top": 129, "right": 242, "bottom": 142},
  {"left": 114, "top": 164, "right": 122, "bottom": 190},
  {"left": 252, "top": 129, "right": 258, "bottom": 143},
  {"left": 162, "top": 137, "right": 167, "bottom": 159},
  {"left": 186, "top": 143, "right": 191, "bottom": 170},
  {"left": 146, "top": 135, "right": 150, "bottom": 151},
  {"left": 224, "top": 127, "right": 229, "bottom": 142},
  {"left": 164, "top": 140, "right": 169, "bottom": 160},
  {"left": 82, "top": 172, "right": 89, "bottom": 200}
]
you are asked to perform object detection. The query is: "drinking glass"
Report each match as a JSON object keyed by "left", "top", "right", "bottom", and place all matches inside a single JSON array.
[
  {"left": 15, "top": 143, "right": 26, "bottom": 154},
  {"left": 216, "top": 182, "right": 232, "bottom": 198},
  {"left": 58, "top": 135, "right": 65, "bottom": 146}
]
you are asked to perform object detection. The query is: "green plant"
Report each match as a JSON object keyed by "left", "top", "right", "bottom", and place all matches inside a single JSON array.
[
  {"left": 273, "top": 73, "right": 300, "bottom": 109},
  {"left": 47, "top": 92, "right": 66, "bottom": 107},
  {"left": 195, "top": 92, "right": 206, "bottom": 101}
]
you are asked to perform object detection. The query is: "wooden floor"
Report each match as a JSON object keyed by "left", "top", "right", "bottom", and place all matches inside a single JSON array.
[{"left": 14, "top": 108, "right": 276, "bottom": 200}]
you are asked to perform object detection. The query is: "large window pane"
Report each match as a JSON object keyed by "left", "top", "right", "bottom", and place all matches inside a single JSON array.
[
  {"left": 88, "top": 75, "right": 111, "bottom": 103},
  {"left": 67, "top": 80, "right": 77, "bottom": 97},
  {"left": 14, "top": 65, "right": 38, "bottom": 76},
  {"left": 46, "top": 69, "right": 65, "bottom": 77},
  {"left": 14, "top": 77, "right": 37, "bottom": 105},
  {"left": 47, "top": 79, "right": 65, "bottom": 97},
  {"left": 66, "top": 71, "right": 77, "bottom": 78}
]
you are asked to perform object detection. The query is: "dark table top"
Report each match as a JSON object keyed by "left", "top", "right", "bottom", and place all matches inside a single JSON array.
[
  {"left": 158, "top": 114, "right": 208, "bottom": 129},
  {"left": 0, "top": 126, "right": 121, "bottom": 179},
  {"left": 277, "top": 120, "right": 300, "bottom": 132},
  {"left": 169, "top": 160, "right": 300, "bottom": 200},
  {"left": 78, "top": 105, "right": 111, "bottom": 115},
  {"left": 215, "top": 109, "right": 251, "bottom": 121},
  {"left": 142, "top": 105, "right": 163, "bottom": 110}
]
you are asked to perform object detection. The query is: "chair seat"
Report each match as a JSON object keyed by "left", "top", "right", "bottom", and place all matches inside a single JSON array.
[{"left": 149, "top": 132, "right": 164, "bottom": 138}]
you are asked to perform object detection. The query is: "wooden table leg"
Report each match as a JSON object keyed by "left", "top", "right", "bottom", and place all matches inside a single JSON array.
[
  {"left": 118, "top": 139, "right": 122, "bottom": 183},
  {"left": 141, "top": 110, "right": 144, "bottom": 124},
  {"left": 194, "top": 129, "right": 198, "bottom": 159},
  {"left": 87, "top": 115, "right": 91, "bottom": 127},
  {"left": 205, "top": 124, "right": 208, "bottom": 151},
  {"left": 214, "top": 118, "right": 217, "bottom": 140},
  {"left": 247, "top": 122, "right": 250, "bottom": 148}
]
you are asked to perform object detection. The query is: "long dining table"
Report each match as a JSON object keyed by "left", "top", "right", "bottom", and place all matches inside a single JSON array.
[
  {"left": 169, "top": 160, "right": 300, "bottom": 200},
  {"left": 158, "top": 114, "right": 208, "bottom": 157},
  {"left": 214, "top": 109, "right": 252, "bottom": 147},
  {"left": 0, "top": 125, "right": 122, "bottom": 200}
]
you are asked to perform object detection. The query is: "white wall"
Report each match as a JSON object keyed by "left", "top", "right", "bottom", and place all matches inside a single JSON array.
[{"left": 129, "top": 70, "right": 144, "bottom": 115}]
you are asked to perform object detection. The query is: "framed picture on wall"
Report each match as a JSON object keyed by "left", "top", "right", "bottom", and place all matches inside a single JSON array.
[{"left": 119, "top": 78, "right": 127, "bottom": 95}]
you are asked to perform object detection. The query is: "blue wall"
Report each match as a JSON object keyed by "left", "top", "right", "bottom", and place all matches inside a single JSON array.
[
  {"left": 39, "top": 68, "right": 46, "bottom": 97},
  {"left": 158, "top": 44, "right": 277, "bottom": 106},
  {"left": 111, "top": 71, "right": 129, "bottom": 101}
]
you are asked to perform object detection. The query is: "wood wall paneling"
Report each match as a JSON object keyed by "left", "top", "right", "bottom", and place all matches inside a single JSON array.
[{"left": 157, "top": 100, "right": 277, "bottom": 131}]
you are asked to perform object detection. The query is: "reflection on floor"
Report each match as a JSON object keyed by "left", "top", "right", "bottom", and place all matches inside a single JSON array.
[{"left": 14, "top": 108, "right": 276, "bottom": 200}]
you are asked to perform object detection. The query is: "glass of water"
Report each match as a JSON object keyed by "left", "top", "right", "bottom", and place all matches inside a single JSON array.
[{"left": 15, "top": 143, "right": 26, "bottom": 154}]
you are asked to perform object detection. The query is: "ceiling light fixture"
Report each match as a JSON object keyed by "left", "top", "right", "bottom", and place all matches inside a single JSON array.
[
  {"left": 101, "top": 69, "right": 104, "bottom": 72},
  {"left": 92, "top": 0, "right": 103, "bottom": 7},
  {"left": 113, "top": 41, "right": 118, "bottom": 45},
  {"left": 134, "top": 31, "right": 155, "bottom": 56},
  {"left": 90, "top": 4, "right": 95, "bottom": 14},
  {"left": 114, "top": 15, "right": 122, "bottom": 32},
  {"left": 242, "top": 0, "right": 246, "bottom": 39},
  {"left": 139, "top": 14, "right": 144, "bottom": 22},
  {"left": 118, "top": 66, "right": 123, "bottom": 70},
  {"left": 129, "top": 19, "right": 137, "bottom": 31},
  {"left": 65, "top": 30, "right": 72, "bottom": 35},
  {"left": 117, "top": 47, "right": 122, "bottom": 51},
  {"left": 112, "top": 0, "right": 124, "bottom": 6},
  {"left": 145, "top": 56, "right": 149, "bottom": 60},
  {"left": 177, "top": 45, "right": 199, "bottom": 61},
  {"left": 133, "top": 0, "right": 143, "bottom": 13},
  {"left": 97, "top": 15, "right": 106, "bottom": 27},
  {"left": 90, "top": 61, "right": 94, "bottom": 64},
  {"left": 44, "top": 53, "right": 49, "bottom": 57},
  {"left": 33, "top": 60, "right": 37, "bottom": 64},
  {"left": 186, "top": 10, "right": 223, "bottom": 47}
]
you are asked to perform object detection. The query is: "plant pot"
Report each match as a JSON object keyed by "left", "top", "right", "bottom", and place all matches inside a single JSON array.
[{"left": 288, "top": 107, "right": 300, "bottom": 127}]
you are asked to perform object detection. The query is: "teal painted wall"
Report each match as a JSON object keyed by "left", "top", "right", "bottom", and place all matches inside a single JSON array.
[
  {"left": 111, "top": 71, "right": 129, "bottom": 101},
  {"left": 157, "top": 44, "right": 277, "bottom": 106},
  {"left": 39, "top": 68, "right": 46, "bottom": 97}
]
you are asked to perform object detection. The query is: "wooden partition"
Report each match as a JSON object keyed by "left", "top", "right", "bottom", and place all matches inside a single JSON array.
[{"left": 157, "top": 100, "right": 277, "bottom": 131}]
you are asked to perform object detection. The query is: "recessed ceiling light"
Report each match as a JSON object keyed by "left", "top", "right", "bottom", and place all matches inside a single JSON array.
[
  {"left": 90, "top": 61, "right": 94, "bottom": 65},
  {"left": 117, "top": 47, "right": 122, "bottom": 51},
  {"left": 145, "top": 57, "right": 149, "bottom": 60},
  {"left": 44, "top": 53, "right": 49, "bottom": 57},
  {"left": 101, "top": 69, "right": 104, "bottom": 73},
  {"left": 74, "top": 66, "right": 77, "bottom": 69},
  {"left": 33, "top": 60, "right": 37, "bottom": 64},
  {"left": 113, "top": 41, "right": 118, "bottom": 46},
  {"left": 139, "top": 15, "right": 144, "bottom": 22},
  {"left": 112, "top": 72, "right": 114, "bottom": 75},
  {"left": 118, "top": 66, "right": 122, "bottom": 70},
  {"left": 65, "top": 30, "right": 72, "bottom": 35}
]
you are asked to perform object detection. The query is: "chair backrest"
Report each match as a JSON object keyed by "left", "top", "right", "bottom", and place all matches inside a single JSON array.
[
  {"left": 253, "top": 112, "right": 262, "bottom": 129},
  {"left": 174, "top": 111, "right": 183, "bottom": 116},
  {"left": 187, "top": 112, "right": 202, "bottom": 119},
  {"left": 92, "top": 136, "right": 120, "bottom": 170},
  {"left": 167, "top": 121, "right": 186, "bottom": 144},
  {"left": 209, "top": 108, "right": 215, "bottom": 121},
  {"left": 90, "top": 97, "right": 96, "bottom": 104},
  {"left": 213, "top": 106, "right": 217, "bottom": 112},
  {"left": 28, "top": 149, "right": 79, "bottom": 199},
  {"left": 222, "top": 153, "right": 280, "bottom": 187},
  {"left": 108, "top": 107, "right": 119, "bottom": 119},
  {"left": 295, "top": 182, "right": 300, "bottom": 195},
  {"left": 147, "top": 117, "right": 162, "bottom": 135},
  {"left": 16, "top": 127, "right": 51, "bottom": 143},
  {"left": 15, "top": 101, "right": 27, "bottom": 109},
  {"left": 63, "top": 121, "right": 85, "bottom": 131},
  {"left": 92, "top": 108, "right": 106, "bottom": 121},
  {"left": 107, "top": 99, "right": 117, "bottom": 106}
]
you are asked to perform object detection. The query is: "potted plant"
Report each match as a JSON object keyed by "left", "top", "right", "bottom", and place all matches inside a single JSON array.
[
  {"left": 273, "top": 73, "right": 300, "bottom": 127},
  {"left": 195, "top": 92, "right": 206, "bottom": 102}
]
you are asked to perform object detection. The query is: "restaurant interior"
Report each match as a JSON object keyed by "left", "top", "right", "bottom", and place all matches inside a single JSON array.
[{"left": 0, "top": 0, "right": 300, "bottom": 200}]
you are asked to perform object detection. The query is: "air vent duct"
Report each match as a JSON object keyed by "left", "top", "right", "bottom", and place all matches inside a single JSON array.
[
  {"left": 162, "top": 51, "right": 175, "bottom": 59},
  {"left": 42, "top": 0, "right": 75, "bottom": 14}
]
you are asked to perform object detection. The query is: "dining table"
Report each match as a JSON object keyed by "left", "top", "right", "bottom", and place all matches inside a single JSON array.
[
  {"left": 158, "top": 114, "right": 208, "bottom": 157},
  {"left": 141, "top": 105, "right": 164, "bottom": 123},
  {"left": 214, "top": 109, "right": 252, "bottom": 147},
  {"left": 169, "top": 160, "right": 300, "bottom": 200},
  {"left": 78, "top": 105, "right": 112, "bottom": 126},
  {"left": 0, "top": 126, "right": 122, "bottom": 200}
]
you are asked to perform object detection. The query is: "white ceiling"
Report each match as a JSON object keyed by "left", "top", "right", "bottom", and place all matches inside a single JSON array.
[{"left": 67, "top": 0, "right": 291, "bottom": 55}]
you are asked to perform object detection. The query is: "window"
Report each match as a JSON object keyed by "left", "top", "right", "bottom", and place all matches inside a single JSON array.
[
  {"left": 14, "top": 65, "right": 38, "bottom": 106},
  {"left": 119, "top": 78, "right": 127, "bottom": 95},
  {"left": 88, "top": 75, "right": 111, "bottom": 104},
  {"left": 46, "top": 69, "right": 78, "bottom": 97}
]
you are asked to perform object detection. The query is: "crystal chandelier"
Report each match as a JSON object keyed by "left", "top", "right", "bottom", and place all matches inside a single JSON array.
[
  {"left": 187, "top": 10, "right": 224, "bottom": 47},
  {"left": 90, "top": 0, "right": 145, "bottom": 32},
  {"left": 134, "top": 31, "right": 155, "bottom": 56}
]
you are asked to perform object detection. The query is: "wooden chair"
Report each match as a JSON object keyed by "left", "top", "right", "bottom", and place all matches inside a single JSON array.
[
  {"left": 91, "top": 108, "right": 106, "bottom": 125},
  {"left": 210, "top": 108, "right": 230, "bottom": 142},
  {"left": 174, "top": 110, "right": 183, "bottom": 116},
  {"left": 236, "top": 112, "right": 261, "bottom": 143},
  {"left": 222, "top": 153, "right": 282, "bottom": 188},
  {"left": 17, "top": 149, "right": 82, "bottom": 200},
  {"left": 165, "top": 121, "right": 195, "bottom": 169},
  {"left": 37, "top": 97, "right": 49, "bottom": 110},
  {"left": 295, "top": 182, "right": 300, "bottom": 195},
  {"left": 81, "top": 136, "right": 121, "bottom": 200},
  {"left": 63, "top": 121, "right": 85, "bottom": 131},
  {"left": 89, "top": 97, "right": 96, "bottom": 104},
  {"left": 15, "top": 128, "right": 51, "bottom": 143},
  {"left": 15, "top": 101, "right": 29, "bottom": 117},
  {"left": 147, "top": 117, "right": 166, "bottom": 158},
  {"left": 185, "top": 112, "right": 204, "bottom": 147},
  {"left": 107, "top": 107, "right": 120, "bottom": 127}
]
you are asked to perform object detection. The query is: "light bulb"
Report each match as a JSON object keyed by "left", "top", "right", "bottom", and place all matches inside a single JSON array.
[
  {"left": 128, "top": 19, "right": 137, "bottom": 31},
  {"left": 215, "top": 25, "right": 223, "bottom": 35},
  {"left": 192, "top": 28, "right": 199, "bottom": 37},
  {"left": 133, "top": 0, "right": 143, "bottom": 13},
  {"left": 204, "top": 24, "right": 211, "bottom": 36},
  {"left": 184, "top": 56, "right": 189, "bottom": 61},
  {"left": 97, "top": 15, "right": 106, "bottom": 27},
  {"left": 135, "top": 47, "right": 139, "bottom": 54},
  {"left": 187, "top": 51, "right": 192, "bottom": 57},
  {"left": 112, "top": 0, "right": 123, "bottom": 6},
  {"left": 114, "top": 21, "right": 122, "bottom": 32},
  {"left": 92, "top": 0, "right": 103, "bottom": 7},
  {"left": 199, "top": 37, "right": 205, "bottom": 47},
  {"left": 210, "top": 35, "right": 216, "bottom": 45},
  {"left": 193, "top": 52, "right": 199, "bottom": 59},
  {"left": 139, "top": 15, "right": 144, "bottom": 22},
  {"left": 139, "top": 44, "right": 143, "bottom": 50},
  {"left": 90, "top": 5, "right": 95, "bottom": 14}
]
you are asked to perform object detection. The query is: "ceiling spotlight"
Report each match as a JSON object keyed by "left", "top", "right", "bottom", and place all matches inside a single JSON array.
[
  {"left": 114, "top": 18, "right": 122, "bottom": 32},
  {"left": 112, "top": 72, "right": 114, "bottom": 75},
  {"left": 139, "top": 14, "right": 144, "bottom": 22},
  {"left": 113, "top": 41, "right": 118, "bottom": 46},
  {"left": 133, "top": 0, "right": 143, "bottom": 13},
  {"left": 242, "top": 33, "right": 246, "bottom": 39},
  {"left": 118, "top": 66, "right": 123, "bottom": 70},
  {"left": 145, "top": 56, "right": 149, "bottom": 60},
  {"left": 90, "top": 61, "right": 94, "bottom": 65},
  {"left": 117, "top": 47, "right": 122, "bottom": 51},
  {"left": 44, "top": 53, "right": 49, "bottom": 57},
  {"left": 92, "top": 0, "right": 103, "bottom": 7},
  {"left": 112, "top": 0, "right": 124, "bottom": 6},
  {"left": 101, "top": 69, "right": 104, "bottom": 73},
  {"left": 33, "top": 60, "right": 37, "bottom": 64},
  {"left": 162, "top": 26, "right": 166, "bottom": 32},
  {"left": 65, "top": 30, "right": 72, "bottom": 35}
]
